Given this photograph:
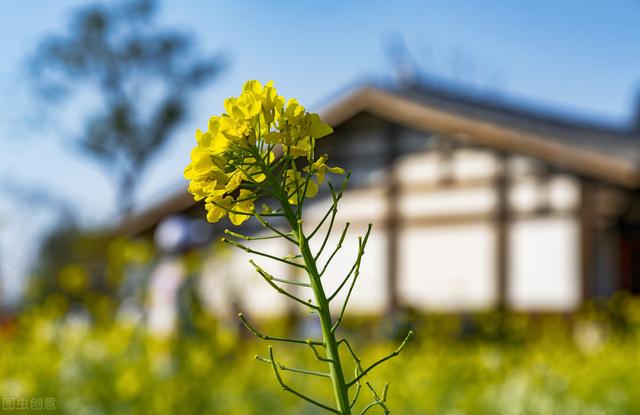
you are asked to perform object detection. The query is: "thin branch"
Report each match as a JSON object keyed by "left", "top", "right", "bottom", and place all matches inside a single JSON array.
[
  {"left": 256, "top": 355, "right": 331, "bottom": 378},
  {"left": 269, "top": 275, "right": 311, "bottom": 287},
  {"left": 250, "top": 260, "right": 318, "bottom": 309},
  {"left": 254, "top": 211, "right": 298, "bottom": 244},
  {"left": 308, "top": 172, "right": 350, "bottom": 240},
  {"left": 307, "top": 200, "right": 334, "bottom": 240},
  {"left": 221, "top": 238, "right": 307, "bottom": 269},
  {"left": 338, "top": 338, "right": 362, "bottom": 369},
  {"left": 347, "top": 331, "right": 413, "bottom": 387},
  {"left": 364, "top": 381, "right": 390, "bottom": 414},
  {"left": 237, "top": 313, "right": 323, "bottom": 346},
  {"left": 289, "top": 152, "right": 305, "bottom": 209},
  {"left": 359, "top": 401, "right": 380, "bottom": 415},
  {"left": 279, "top": 146, "right": 292, "bottom": 191},
  {"left": 350, "top": 383, "right": 362, "bottom": 409},
  {"left": 249, "top": 259, "right": 307, "bottom": 287},
  {"left": 306, "top": 340, "right": 333, "bottom": 363},
  {"left": 297, "top": 167, "right": 315, "bottom": 219},
  {"left": 267, "top": 346, "right": 341, "bottom": 414},
  {"left": 331, "top": 224, "right": 372, "bottom": 332},
  {"left": 366, "top": 382, "right": 389, "bottom": 404},
  {"left": 313, "top": 183, "right": 339, "bottom": 260},
  {"left": 328, "top": 259, "right": 358, "bottom": 302},
  {"left": 319, "top": 222, "right": 350, "bottom": 274},
  {"left": 225, "top": 229, "right": 286, "bottom": 241}
]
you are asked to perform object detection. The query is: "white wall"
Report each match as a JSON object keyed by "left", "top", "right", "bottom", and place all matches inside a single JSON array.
[
  {"left": 308, "top": 224, "right": 388, "bottom": 314},
  {"left": 394, "top": 149, "right": 582, "bottom": 312},
  {"left": 200, "top": 235, "right": 292, "bottom": 318},
  {"left": 399, "top": 224, "right": 497, "bottom": 310},
  {"left": 305, "top": 192, "right": 389, "bottom": 314},
  {"left": 508, "top": 217, "right": 581, "bottom": 310},
  {"left": 400, "top": 187, "right": 496, "bottom": 217},
  {"left": 198, "top": 147, "right": 584, "bottom": 315}
]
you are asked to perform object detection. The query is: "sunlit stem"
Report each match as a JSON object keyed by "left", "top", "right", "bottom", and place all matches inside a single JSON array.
[
  {"left": 293, "top": 222, "right": 353, "bottom": 414},
  {"left": 214, "top": 99, "right": 414, "bottom": 414},
  {"left": 246, "top": 145, "right": 401, "bottom": 414},
  {"left": 259, "top": 161, "right": 352, "bottom": 413}
]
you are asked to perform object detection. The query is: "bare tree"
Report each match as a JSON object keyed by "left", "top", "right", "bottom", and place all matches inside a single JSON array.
[{"left": 30, "top": 0, "right": 223, "bottom": 214}]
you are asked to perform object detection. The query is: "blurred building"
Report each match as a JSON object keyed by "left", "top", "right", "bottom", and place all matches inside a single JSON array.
[{"left": 118, "top": 80, "right": 640, "bottom": 319}]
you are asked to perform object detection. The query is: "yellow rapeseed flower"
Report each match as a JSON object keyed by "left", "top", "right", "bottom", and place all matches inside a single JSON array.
[
  {"left": 305, "top": 154, "right": 345, "bottom": 184},
  {"left": 184, "top": 80, "right": 339, "bottom": 225}
]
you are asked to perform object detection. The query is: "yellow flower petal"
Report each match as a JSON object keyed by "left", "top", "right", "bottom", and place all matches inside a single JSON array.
[
  {"left": 205, "top": 195, "right": 233, "bottom": 223},
  {"left": 308, "top": 113, "right": 333, "bottom": 138},
  {"left": 229, "top": 190, "right": 255, "bottom": 225},
  {"left": 225, "top": 171, "right": 243, "bottom": 193}
]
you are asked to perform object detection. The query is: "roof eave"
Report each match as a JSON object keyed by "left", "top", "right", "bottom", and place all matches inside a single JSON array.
[
  {"left": 325, "top": 86, "right": 640, "bottom": 188},
  {"left": 116, "top": 85, "right": 640, "bottom": 237}
]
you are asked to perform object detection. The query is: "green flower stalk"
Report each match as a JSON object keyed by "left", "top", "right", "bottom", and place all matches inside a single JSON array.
[{"left": 184, "top": 80, "right": 413, "bottom": 414}]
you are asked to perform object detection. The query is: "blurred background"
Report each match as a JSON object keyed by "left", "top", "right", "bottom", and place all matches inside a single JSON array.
[{"left": 1, "top": 0, "right": 640, "bottom": 413}]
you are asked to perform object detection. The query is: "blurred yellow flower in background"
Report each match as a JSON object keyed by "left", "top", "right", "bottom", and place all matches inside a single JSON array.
[{"left": 57, "top": 264, "right": 88, "bottom": 294}]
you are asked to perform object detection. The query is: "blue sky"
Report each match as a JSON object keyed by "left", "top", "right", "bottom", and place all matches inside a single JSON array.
[{"left": 1, "top": 0, "right": 640, "bottom": 301}]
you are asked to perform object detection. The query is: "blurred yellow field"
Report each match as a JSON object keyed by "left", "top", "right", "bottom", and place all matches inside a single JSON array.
[{"left": 2, "top": 295, "right": 639, "bottom": 414}]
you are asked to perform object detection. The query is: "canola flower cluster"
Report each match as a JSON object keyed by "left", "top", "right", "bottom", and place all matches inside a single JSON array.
[{"left": 184, "top": 80, "right": 343, "bottom": 225}]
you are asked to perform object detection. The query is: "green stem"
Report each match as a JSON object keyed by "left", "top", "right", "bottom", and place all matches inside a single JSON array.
[
  {"left": 298, "top": 234, "right": 352, "bottom": 414},
  {"left": 257, "top": 148, "right": 352, "bottom": 414}
]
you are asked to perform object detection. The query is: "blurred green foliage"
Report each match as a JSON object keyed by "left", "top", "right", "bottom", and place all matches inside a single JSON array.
[{"left": 1, "top": 293, "right": 639, "bottom": 414}]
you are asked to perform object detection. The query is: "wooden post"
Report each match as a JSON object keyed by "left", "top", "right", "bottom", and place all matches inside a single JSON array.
[
  {"left": 580, "top": 180, "right": 593, "bottom": 302},
  {"left": 385, "top": 124, "right": 400, "bottom": 314},
  {"left": 495, "top": 153, "right": 509, "bottom": 309}
]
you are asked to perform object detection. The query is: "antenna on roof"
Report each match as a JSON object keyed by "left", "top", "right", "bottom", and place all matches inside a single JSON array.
[{"left": 382, "top": 32, "right": 419, "bottom": 89}]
